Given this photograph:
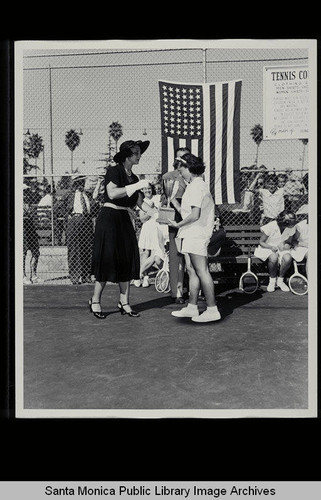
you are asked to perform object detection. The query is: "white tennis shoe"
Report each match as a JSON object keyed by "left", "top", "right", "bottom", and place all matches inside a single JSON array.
[
  {"left": 267, "top": 278, "right": 276, "bottom": 292},
  {"left": 142, "top": 276, "right": 150, "bottom": 288},
  {"left": 277, "top": 278, "right": 290, "bottom": 292},
  {"left": 191, "top": 308, "right": 221, "bottom": 323},
  {"left": 171, "top": 306, "right": 199, "bottom": 318}
]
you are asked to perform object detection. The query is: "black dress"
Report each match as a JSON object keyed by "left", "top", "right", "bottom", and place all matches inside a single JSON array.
[{"left": 91, "top": 164, "right": 141, "bottom": 283}]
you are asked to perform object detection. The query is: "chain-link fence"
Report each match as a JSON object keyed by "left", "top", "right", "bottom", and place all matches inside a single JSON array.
[{"left": 21, "top": 45, "right": 310, "bottom": 284}]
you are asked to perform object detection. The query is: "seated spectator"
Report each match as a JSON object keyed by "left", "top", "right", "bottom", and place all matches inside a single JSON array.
[
  {"left": 291, "top": 206, "right": 309, "bottom": 276},
  {"left": 254, "top": 210, "right": 297, "bottom": 292}
]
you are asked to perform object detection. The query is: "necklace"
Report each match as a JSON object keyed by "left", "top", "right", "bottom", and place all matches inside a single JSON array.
[{"left": 124, "top": 167, "right": 132, "bottom": 177}]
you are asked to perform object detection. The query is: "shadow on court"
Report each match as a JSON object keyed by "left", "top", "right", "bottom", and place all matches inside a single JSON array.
[{"left": 21, "top": 282, "right": 309, "bottom": 413}]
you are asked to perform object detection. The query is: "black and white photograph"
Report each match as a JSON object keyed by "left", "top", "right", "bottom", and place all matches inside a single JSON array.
[{"left": 14, "top": 38, "right": 317, "bottom": 418}]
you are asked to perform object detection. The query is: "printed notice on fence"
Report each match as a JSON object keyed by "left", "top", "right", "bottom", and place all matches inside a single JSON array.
[{"left": 263, "top": 65, "right": 309, "bottom": 140}]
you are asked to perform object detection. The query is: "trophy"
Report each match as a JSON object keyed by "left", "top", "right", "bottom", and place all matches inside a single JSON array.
[{"left": 157, "top": 178, "right": 177, "bottom": 224}]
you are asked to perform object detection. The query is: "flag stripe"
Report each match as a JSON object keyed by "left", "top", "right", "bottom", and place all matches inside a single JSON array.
[
  {"left": 203, "top": 84, "right": 211, "bottom": 188},
  {"left": 233, "top": 80, "right": 242, "bottom": 202},
  {"left": 223, "top": 82, "right": 236, "bottom": 204},
  {"left": 221, "top": 83, "right": 228, "bottom": 203},
  {"left": 226, "top": 82, "right": 235, "bottom": 204},
  {"left": 209, "top": 84, "right": 216, "bottom": 198},
  {"left": 215, "top": 83, "right": 223, "bottom": 204}
]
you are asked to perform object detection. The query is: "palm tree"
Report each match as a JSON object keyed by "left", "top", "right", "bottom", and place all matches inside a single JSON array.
[
  {"left": 250, "top": 124, "right": 263, "bottom": 167},
  {"left": 23, "top": 132, "right": 44, "bottom": 173},
  {"left": 65, "top": 129, "right": 81, "bottom": 173},
  {"left": 109, "top": 121, "right": 123, "bottom": 154}
]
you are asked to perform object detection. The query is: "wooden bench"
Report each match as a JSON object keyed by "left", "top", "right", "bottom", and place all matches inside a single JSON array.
[{"left": 207, "top": 224, "right": 268, "bottom": 284}]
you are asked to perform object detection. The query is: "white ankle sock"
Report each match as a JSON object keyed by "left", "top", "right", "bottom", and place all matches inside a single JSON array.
[
  {"left": 187, "top": 303, "right": 198, "bottom": 312},
  {"left": 206, "top": 306, "right": 218, "bottom": 313}
]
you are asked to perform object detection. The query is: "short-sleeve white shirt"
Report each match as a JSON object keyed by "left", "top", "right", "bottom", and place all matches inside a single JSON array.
[
  {"left": 294, "top": 219, "right": 308, "bottom": 248},
  {"left": 260, "top": 220, "right": 296, "bottom": 247},
  {"left": 258, "top": 188, "right": 284, "bottom": 218},
  {"left": 177, "top": 177, "right": 215, "bottom": 240}
]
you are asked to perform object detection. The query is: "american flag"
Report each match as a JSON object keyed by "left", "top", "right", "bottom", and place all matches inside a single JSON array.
[{"left": 159, "top": 79, "right": 242, "bottom": 204}]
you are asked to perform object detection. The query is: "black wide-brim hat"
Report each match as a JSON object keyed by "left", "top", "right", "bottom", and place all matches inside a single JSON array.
[{"left": 113, "top": 140, "right": 150, "bottom": 163}]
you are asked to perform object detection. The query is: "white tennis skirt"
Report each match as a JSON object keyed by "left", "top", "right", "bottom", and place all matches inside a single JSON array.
[
  {"left": 291, "top": 246, "right": 308, "bottom": 262},
  {"left": 254, "top": 246, "right": 292, "bottom": 264},
  {"left": 181, "top": 237, "right": 210, "bottom": 257}
]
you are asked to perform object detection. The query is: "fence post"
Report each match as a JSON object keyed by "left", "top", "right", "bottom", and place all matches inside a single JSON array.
[
  {"left": 202, "top": 48, "right": 207, "bottom": 83},
  {"left": 49, "top": 66, "right": 55, "bottom": 245}
]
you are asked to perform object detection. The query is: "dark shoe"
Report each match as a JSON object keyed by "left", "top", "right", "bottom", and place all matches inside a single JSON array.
[
  {"left": 88, "top": 299, "right": 106, "bottom": 319},
  {"left": 173, "top": 297, "right": 185, "bottom": 304},
  {"left": 117, "top": 302, "right": 140, "bottom": 317}
]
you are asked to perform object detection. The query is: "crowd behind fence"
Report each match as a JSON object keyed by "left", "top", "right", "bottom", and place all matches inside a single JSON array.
[{"left": 22, "top": 167, "right": 308, "bottom": 285}]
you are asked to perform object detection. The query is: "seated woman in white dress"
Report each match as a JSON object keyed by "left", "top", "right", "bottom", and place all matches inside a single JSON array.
[
  {"left": 291, "top": 206, "right": 309, "bottom": 277},
  {"left": 136, "top": 184, "right": 167, "bottom": 287},
  {"left": 254, "top": 210, "right": 297, "bottom": 292}
]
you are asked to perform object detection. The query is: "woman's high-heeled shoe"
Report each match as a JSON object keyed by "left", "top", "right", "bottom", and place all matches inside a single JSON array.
[
  {"left": 117, "top": 302, "right": 140, "bottom": 317},
  {"left": 88, "top": 299, "right": 106, "bottom": 319}
]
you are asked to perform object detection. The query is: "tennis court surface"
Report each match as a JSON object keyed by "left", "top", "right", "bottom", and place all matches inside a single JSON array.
[{"left": 21, "top": 282, "right": 310, "bottom": 414}]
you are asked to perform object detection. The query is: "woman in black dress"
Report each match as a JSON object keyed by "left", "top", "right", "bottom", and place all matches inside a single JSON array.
[{"left": 90, "top": 140, "right": 152, "bottom": 319}]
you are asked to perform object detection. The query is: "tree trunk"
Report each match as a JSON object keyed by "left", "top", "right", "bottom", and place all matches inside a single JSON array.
[{"left": 71, "top": 150, "right": 74, "bottom": 173}]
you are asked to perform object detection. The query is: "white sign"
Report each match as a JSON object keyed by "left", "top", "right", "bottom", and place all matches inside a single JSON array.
[{"left": 263, "top": 65, "right": 309, "bottom": 140}]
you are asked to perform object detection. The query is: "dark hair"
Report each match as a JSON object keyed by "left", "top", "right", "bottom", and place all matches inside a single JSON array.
[
  {"left": 57, "top": 175, "right": 72, "bottom": 190},
  {"left": 143, "top": 183, "right": 156, "bottom": 196},
  {"left": 180, "top": 153, "right": 205, "bottom": 175},
  {"left": 176, "top": 147, "right": 191, "bottom": 155},
  {"left": 265, "top": 175, "right": 278, "bottom": 185},
  {"left": 173, "top": 147, "right": 191, "bottom": 169},
  {"left": 277, "top": 210, "right": 297, "bottom": 225}
]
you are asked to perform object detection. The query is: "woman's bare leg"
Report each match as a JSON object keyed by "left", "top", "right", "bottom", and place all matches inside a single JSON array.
[{"left": 189, "top": 253, "right": 216, "bottom": 307}]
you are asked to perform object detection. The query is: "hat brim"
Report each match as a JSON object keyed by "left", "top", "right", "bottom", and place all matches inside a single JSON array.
[
  {"left": 113, "top": 140, "right": 150, "bottom": 163},
  {"left": 72, "top": 176, "right": 86, "bottom": 183}
]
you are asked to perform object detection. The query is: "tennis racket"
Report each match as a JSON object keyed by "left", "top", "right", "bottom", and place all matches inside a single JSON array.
[
  {"left": 155, "top": 252, "right": 171, "bottom": 293},
  {"left": 239, "top": 247, "right": 259, "bottom": 294},
  {"left": 288, "top": 261, "right": 308, "bottom": 296}
]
